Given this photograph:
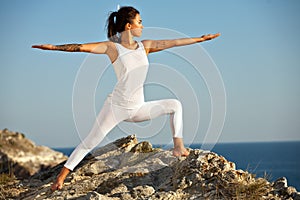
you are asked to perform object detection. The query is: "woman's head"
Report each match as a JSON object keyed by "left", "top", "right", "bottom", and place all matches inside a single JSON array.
[{"left": 107, "top": 6, "right": 142, "bottom": 42}]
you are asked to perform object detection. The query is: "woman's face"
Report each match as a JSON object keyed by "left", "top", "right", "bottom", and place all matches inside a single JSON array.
[{"left": 129, "top": 14, "right": 144, "bottom": 37}]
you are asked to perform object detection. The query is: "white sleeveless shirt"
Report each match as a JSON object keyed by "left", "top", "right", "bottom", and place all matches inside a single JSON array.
[{"left": 107, "top": 41, "right": 149, "bottom": 109}]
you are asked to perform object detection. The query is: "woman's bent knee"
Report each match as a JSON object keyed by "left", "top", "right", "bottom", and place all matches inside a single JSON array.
[{"left": 169, "top": 99, "right": 182, "bottom": 112}]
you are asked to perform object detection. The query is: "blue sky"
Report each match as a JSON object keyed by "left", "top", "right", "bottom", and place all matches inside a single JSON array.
[{"left": 1, "top": 0, "right": 300, "bottom": 148}]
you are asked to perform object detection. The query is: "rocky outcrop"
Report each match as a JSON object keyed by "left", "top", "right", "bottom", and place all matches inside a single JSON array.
[
  {"left": 7, "top": 134, "right": 297, "bottom": 200},
  {"left": 0, "top": 128, "right": 67, "bottom": 179}
]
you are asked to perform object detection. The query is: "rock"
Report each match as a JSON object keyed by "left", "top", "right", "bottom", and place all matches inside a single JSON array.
[
  {"left": 287, "top": 187, "right": 298, "bottom": 196},
  {"left": 132, "top": 185, "right": 155, "bottom": 198},
  {"left": 3, "top": 133, "right": 299, "bottom": 200},
  {"left": 293, "top": 192, "right": 300, "bottom": 200},
  {"left": 271, "top": 177, "right": 299, "bottom": 199},
  {"left": 0, "top": 129, "right": 67, "bottom": 179},
  {"left": 130, "top": 141, "right": 154, "bottom": 153},
  {"left": 84, "top": 191, "right": 115, "bottom": 200},
  {"left": 273, "top": 177, "right": 288, "bottom": 189}
]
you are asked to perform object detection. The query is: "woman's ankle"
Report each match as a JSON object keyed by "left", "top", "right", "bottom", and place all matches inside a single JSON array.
[
  {"left": 58, "top": 167, "right": 71, "bottom": 181},
  {"left": 173, "top": 137, "right": 185, "bottom": 148}
]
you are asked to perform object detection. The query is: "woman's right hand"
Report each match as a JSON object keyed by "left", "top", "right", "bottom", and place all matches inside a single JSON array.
[{"left": 32, "top": 44, "right": 55, "bottom": 50}]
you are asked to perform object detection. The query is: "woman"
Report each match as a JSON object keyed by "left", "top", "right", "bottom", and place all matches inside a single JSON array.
[{"left": 32, "top": 6, "right": 220, "bottom": 191}]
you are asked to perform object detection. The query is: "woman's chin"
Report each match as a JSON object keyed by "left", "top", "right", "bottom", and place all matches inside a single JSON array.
[
  {"left": 134, "top": 32, "right": 142, "bottom": 37},
  {"left": 132, "top": 30, "right": 142, "bottom": 38}
]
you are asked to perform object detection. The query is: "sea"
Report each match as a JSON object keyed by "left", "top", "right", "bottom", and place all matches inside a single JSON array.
[{"left": 53, "top": 141, "right": 300, "bottom": 191}]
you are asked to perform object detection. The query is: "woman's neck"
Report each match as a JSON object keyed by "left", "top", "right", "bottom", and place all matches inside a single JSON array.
[{"left": 120, "top": 32, "right": 135, "bottom": 45}]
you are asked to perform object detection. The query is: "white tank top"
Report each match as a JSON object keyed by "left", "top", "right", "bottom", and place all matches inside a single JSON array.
[{"left": 107, "top": 41, "right": 149, "bottom": 109}]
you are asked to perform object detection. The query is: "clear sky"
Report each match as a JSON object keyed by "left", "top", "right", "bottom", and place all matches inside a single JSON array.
[{"left": 1, "top": 0, "right": 300, "bottom": 148}]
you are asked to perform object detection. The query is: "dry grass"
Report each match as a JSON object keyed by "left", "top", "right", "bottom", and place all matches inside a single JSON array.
[
  {"left": 0, "top": 160, "right": 26, "bottom": 200},
  {"left": 0, "top": 173, "right": 17, "bottom": 200},
  {"left": 215, "top": 172, "right": 271, "bottom": 200},
  {"left": 233, "top": 178, "right": 270, "bottom": 199},
  {"left": 0, "top": 173, "right": 15, "bottom": 185}
]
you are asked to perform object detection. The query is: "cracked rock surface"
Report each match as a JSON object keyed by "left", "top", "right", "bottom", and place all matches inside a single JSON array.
[{"left": 2, "top": 133, "right": 299, "bottom": 200}]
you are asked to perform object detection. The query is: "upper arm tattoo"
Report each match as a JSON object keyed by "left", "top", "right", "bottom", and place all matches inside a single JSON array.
[{"left": 55, "top": 44, "right": 82, "bottom": 52}]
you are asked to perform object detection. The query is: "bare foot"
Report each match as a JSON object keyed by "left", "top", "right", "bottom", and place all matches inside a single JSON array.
[
  {"left": 172, "top": 137, "right": 190, "bottom": 157},
  {"left": 51, "top": 166, "right": 70, "bottom": 191},
  {"left": 173, "top": 147, "right": 190, "bottom": 157},
  {"left": 51, "top": 178, "right": 64, "bottom": 191}
]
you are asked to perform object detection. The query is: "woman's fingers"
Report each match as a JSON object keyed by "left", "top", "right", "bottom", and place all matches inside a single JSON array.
[
  {"left": 214, "top": 33, "right": 221, "bottom": 37},
  {"left": 208, "top": 33, "right": 221, "bottom": 40},
  {"left": 32, "top": 45, "right": 45, "bottom": 49},
  {"left": 32, "top": 45, "right": 41, "bottom": 48},
  {"left": 32, "top": 44, "right": 53, "bottom": 50}
]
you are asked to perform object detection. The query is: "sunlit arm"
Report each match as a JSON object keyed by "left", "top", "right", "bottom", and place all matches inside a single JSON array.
[
  {"left": 143, "top": 33, "right": 220, "bottom": 54},
  {"left": 32, "top": 41, "right": 110, "bottom": 54}
]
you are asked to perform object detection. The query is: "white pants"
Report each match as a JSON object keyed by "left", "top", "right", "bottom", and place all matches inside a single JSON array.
[{"left": 64, "top": 98, "right": 183, "bottom": 170}]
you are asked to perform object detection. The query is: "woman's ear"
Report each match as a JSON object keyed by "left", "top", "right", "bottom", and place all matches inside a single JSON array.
[{"left": 125, "top": 23, "right": 131, "bottom": 30}]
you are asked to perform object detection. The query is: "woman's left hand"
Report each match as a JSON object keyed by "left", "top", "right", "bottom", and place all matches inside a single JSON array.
[{"left": 201, "top": 33, "right": 221, "bottom": 41}]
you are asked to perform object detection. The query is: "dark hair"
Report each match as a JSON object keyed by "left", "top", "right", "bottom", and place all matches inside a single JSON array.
[{"left": 107, "top": 6, "right": 140, "bottom": 42}]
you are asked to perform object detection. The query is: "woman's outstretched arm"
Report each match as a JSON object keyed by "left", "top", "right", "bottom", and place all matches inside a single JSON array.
[
  {"left": 32, "top": 41, "right": 111, "bottom": 54},
  {"left": 143, "top": 33, "right": 220, "bottom": 54}
]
